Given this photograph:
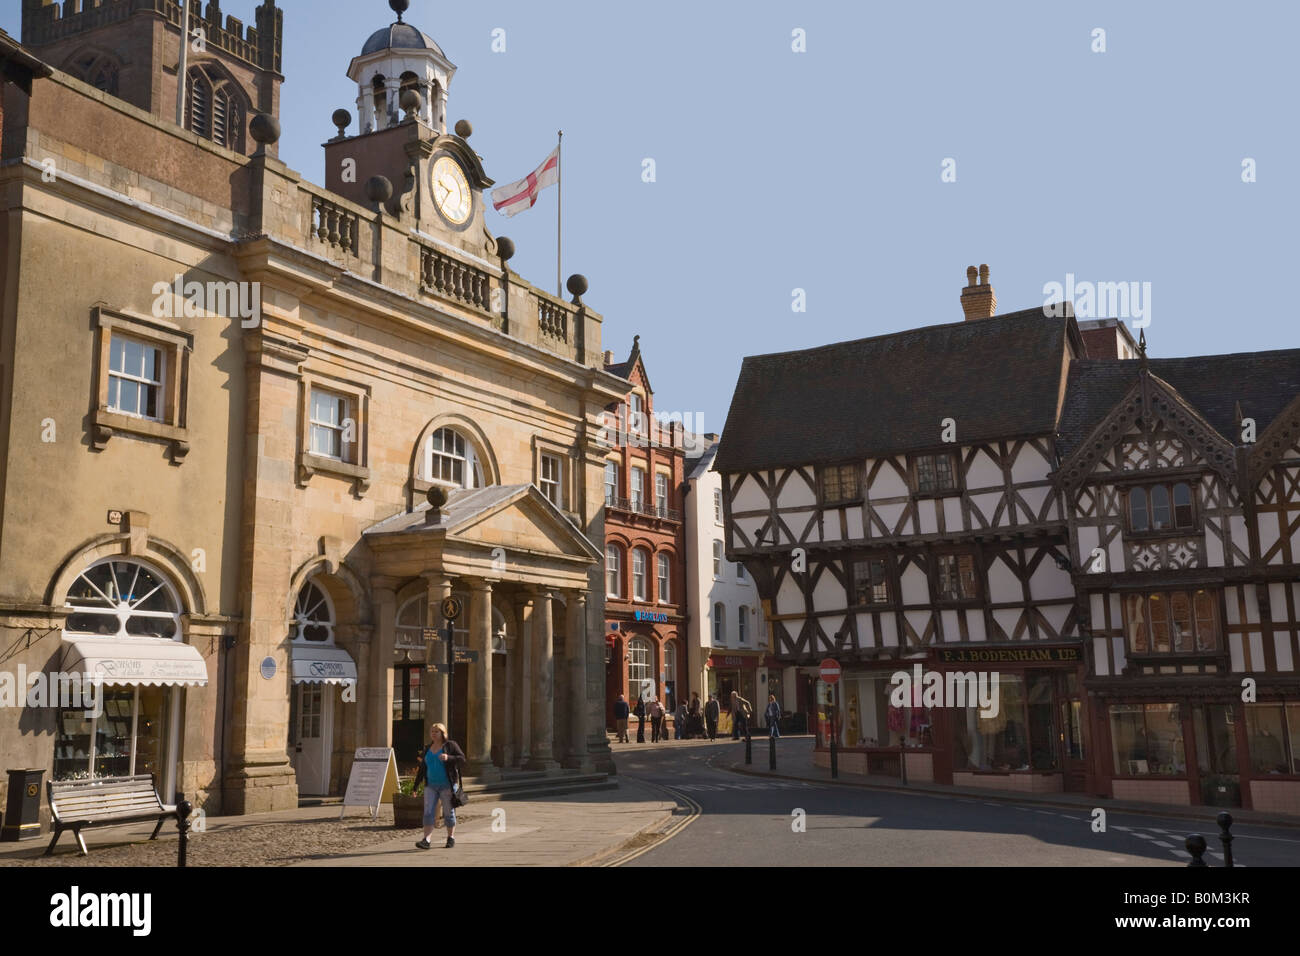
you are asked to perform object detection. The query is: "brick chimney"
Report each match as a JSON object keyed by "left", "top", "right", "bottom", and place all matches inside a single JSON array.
[{"left": 960, "top": 264, "right": 996, "bottom": 321}]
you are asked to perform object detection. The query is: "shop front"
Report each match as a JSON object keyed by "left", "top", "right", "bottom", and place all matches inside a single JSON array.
[
  {"left": 707, "top": 651, "right": 761, "bottom": 734},
  {"left": 1090, "top": 685, "right": 1300, "bottom": 812},
  {"left": 808, "top": 645, "right": 1089, "bottom": 793}
]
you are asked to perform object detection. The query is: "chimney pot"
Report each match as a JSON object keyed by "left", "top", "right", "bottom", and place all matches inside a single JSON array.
[
  {"left": 960, "top": 264, "right": 997, "bottom": 321},
  {"left": 603, "top": 350, "right": 614, "bottom": 365}
]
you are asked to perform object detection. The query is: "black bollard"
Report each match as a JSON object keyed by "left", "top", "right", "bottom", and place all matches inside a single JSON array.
[
  {"left": 744, "top": 732, "right": 752, "bottom": 765},
  {"left": 769, "top": 734, "right": 777, "bottom": 770},
  {"left": 176, "top": 795, "right": 192, "bottom": 869},
  {"left": 1185, "top": 833, "right": 1208, "bottom": 867},
  {"left": 1217, "top": 811, "right": 1234, "bottom": 868}
]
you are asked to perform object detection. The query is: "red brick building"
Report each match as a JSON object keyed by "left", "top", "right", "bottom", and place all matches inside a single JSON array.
[{"left": 602, "top": 336, "right": 689, "bottom": 730}]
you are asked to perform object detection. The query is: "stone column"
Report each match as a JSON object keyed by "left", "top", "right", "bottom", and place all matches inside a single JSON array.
[
  {"left": 383, "top": 77, "right": 401, "bottom": 128},
  {"left": 369, "top": 585, "right": 397, "bottom": 749},
  {"left": 466, "top": 578, "right": 499, "bottom": 779},
  {"left": 422, "top": 573, "right": 453, "bottom": 734},
  {"left": 355, "top": 92, "right": 371, "bottom": 134},
  {"left": 526, "top": 588, "right": 559, "bottom": 771},
  {"left": 514, "top": 594, "right": 533, "bottom": 768},
  {"left": 502, "top": 631, "right": 517, "bottom": 768},
  {"left": 563, "top": 590, "right": 591, "bottom": 770}
]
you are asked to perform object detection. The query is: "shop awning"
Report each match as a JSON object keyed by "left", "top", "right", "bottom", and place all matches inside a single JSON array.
[
  {"left": 61, "top": 636, "right": 209, "bottom": 687},
  {"left": 291, "top": 645, "right": 357, "bottom": 685}
]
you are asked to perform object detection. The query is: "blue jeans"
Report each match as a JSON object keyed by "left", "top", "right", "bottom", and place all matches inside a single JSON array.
[{"left": 423, "top": 784, "right": 456, "bottom": 828}]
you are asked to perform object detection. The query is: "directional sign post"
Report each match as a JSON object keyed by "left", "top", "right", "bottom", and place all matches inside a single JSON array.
[
  {"left": 439, "top": 598, "right": 466, "bottom": 744},
  {"left": 821, "top": 658, "right": 841, "bottom": 780}
]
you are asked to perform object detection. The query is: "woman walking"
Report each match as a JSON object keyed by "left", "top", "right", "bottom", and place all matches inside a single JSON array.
[
  {"left": 414, "top": 722, "right": 466, "bottom": 850},
  {"left": 766, "top": 694, "right": 782, "bottom": 738}
]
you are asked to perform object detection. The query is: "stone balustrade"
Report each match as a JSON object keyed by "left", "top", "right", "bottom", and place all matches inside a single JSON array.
[
  {"left": 419, "top": 245, "right": 492, "bottom": 312},
  {"left": 308, "top": 192, "right": 360, "bottom": 257}
]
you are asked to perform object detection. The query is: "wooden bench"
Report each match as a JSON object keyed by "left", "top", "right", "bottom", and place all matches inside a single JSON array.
[{"left": 46, "top": 775, "right": 178, "bottom": 856}]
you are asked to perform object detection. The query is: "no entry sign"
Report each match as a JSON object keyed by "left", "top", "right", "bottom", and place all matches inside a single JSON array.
[{"left": 820, "top": 658, "right": 841, "bottom": 685}]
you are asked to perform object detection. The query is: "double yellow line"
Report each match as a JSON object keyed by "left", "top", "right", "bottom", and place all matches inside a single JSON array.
[{"left": 595, "top": 779, "right": 702, "bottom": 867}]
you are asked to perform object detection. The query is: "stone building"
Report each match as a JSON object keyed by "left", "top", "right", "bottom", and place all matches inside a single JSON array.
[
  {"left": 715, "top": 266, "right": 1300, "bottom": 814},
  {"left": 0, "top": 0, "right": 624, "bottom": 819}
]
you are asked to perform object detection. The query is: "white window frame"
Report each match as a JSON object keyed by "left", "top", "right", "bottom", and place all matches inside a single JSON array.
[
  {"left": 657, "top": 553, "right": 670, "bottom": 604},
  {"left": 309, "top": 387, "right": 350, "bottom": 462},
  {"left": 655, "top": 473, "right": 669, "bottom": 516},
  {"left": 628, "top": 637, "right": 654, "bottom": 701},
  {"left": 631, "top": 466, "right": 646, "bottom": 511},
  {"left": 628, "top": 393, "right": 644, "bottom": 436},
  {"left": 738, "top": 605, "right": 748, "bottom": 643},
  {"left": 712, "top": 602, "right": 726, "bottom": 644},
  {"left": 713, "top": 489, "right": 723, "bottom": 524},
  {"left": 107, "top": 333, "right": 166, "bottom": 422},
  {"left": 632, "top": 548, "right": 648, "bottom": 602},
  {"left": 540, "top": 452, "right": 563, "bottom": 507},
  {"left": 427, "top": 426, "right": 484, "bottom": 488},
  {"left": 606, "top": 544, "right": 622, "bottom": 598},
  {"left": 605, "top": 461, "right": 620, "bottom": 505},
  {"left": 712, "top": 540, "right": 723, "bottom": 578}
]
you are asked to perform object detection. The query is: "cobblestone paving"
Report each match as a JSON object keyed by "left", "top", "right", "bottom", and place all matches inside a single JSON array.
[{"left": 4, "top": 806, "right": 475, "bottom": 867}]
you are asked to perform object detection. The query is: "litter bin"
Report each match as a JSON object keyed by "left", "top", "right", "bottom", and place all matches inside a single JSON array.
[{"left": 2, "top": 768, "right": 44, "bottom": 841}]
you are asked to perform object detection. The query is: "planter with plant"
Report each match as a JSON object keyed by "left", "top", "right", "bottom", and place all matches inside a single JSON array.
[{"left": 392, "top": 777, "right": 424, "bottom": 829}]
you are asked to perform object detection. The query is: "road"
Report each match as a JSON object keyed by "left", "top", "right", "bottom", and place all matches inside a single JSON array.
[{"left": 609, "top": 739, "right": 1300, "bottom": 867}]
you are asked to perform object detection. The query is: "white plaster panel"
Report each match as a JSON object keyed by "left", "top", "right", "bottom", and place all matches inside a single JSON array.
[
  {"left": 1039, "top": 603, "right": 1070, "bottom": 638},
  {"left": 1205, "top": 528, "right": 1224, "bottom": 566},
  {"left": 1274, "top": 633, "right": 1294, "bottom": 673},
  {"left": 731, "top": 475, "right": 767, "bottom": 512},
  {"left": 1030, "top": 562, "right": 1075, "bottom": 601},
  {"left": 1093, "top": 637, "right": 1110, "bottom": 676},
  {"left": 855, "top": 613, "right": 875, "bottom": 646},
  {"left": 966, "top": 614, "right": 987, "bottom": 642},
  {"left": 1013, "top": 443, "right": 1051, "bottom": 478},
  {"left": 845, "top": 507, "right": 864, "bottom": 539},
  {"left": 900, "top": 564, "right": 929, "bottom": 605},
  {"left": 1258, "top": 513, "right": 1281, "bottom": 564},
  {"left": 1112, "top": 636, "right": 1127, "bottom": 674},
  {"left": 966, "top": 449, "right": 1002, "bottom": 488},
  {"left": 880, "top": 615, "right": 898, "bottom": 647},
  {"left": 1090, "top": 594, "right": 1107, "bottom": 626},
  {"left": 986, "top": 556, "right": 1022, "bottom": 604},
  {"left": 903, "top": 610, "right": 931, "bottom": 643},
  {"left": 943, "top": 496, "right": 963, "bottom": 532},
  {"left": 1019, "top": 485, "right": 1048, "bottom": 524},
  {"left": 918, "top": 503, "right": 938, "bottom": 535},
  {"left": 971, "top": 493, "right": 1001, "bottom": 527},
  {"left": 940, "top": 609, "right": 960, "bottom": 642},
  {"left": 874, "top": 502, "right": 905, "bottom": 534},
  {"left": 1249, "top": 633, "right": 1266, "bottom": 671},
  {"left": 779, "top": 472, "right": 817, "bottom": 508},
  {"left": 1229, "top": 633, "right": 1244, "bottom": 671},
  {"left": 992, "top": 608, "right": 1020, "bottom": 640},
  {"left": 776, "top": 575, "right": 803, "bottom": 615},
  {"left": 868, "top": 460, "right": 908, "bottom": 498},
  {"left": 734, "top": 516, "right": 766, "bottom": 547},
  {"left": 812, "top": 569, "right": 845, "bottom": 609},
  {"left": 1077, "top": 526, "right": 1099, "bottom": 567}
]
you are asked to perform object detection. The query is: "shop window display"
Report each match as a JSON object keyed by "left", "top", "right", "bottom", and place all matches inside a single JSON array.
[
  {"left": 1109, "top": 703, "right": 1186, "bottom": 776},
  {"left": 1245, "top": 703, "right": 1300, "bottom": 775},
  {"left": 830, "top": 674, "right": 930, "bottom": 750}
]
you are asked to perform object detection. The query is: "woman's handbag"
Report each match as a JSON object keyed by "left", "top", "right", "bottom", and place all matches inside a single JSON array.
[{"left": 450, "top": 774, "right": 468, "bottom": 808}]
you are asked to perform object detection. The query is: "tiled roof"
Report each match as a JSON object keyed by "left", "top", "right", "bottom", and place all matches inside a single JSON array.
[
  {"left": 713, "top": 308, "right": 1077, "bottom": 472},
  {"left": 1057, "top": 350, "right": 1300, "bottom": 459}
]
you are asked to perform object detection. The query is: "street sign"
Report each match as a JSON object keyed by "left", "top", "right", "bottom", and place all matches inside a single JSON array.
[
  {"left": 820, "top": 658, "right": 841, "bottom": 685},
  {"left": 453, "top": 647, "right": 479, "bottom": 664},
  {"left": 441, "top": 597, "right": 463, "bottom": 621},
  {"left": 421, "top": 627, "right": 440, "bottom": 642}
]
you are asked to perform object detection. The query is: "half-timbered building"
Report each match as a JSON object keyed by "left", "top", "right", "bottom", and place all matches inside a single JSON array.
[{"left": 715, "top": 267, "right": 1300, "bottom": 813}]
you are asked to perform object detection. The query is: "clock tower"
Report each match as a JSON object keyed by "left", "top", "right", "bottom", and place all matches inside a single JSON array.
[{"left": 325, "top": 0, "right": 494, "bottom": 251}]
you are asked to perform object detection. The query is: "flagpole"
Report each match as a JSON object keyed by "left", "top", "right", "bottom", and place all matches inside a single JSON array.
[{"left": 556, "top": 130, "right": 563, "bottom": 298}]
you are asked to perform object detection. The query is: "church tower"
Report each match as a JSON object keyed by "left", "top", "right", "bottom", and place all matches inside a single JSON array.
[
  {"left": 20, "top": 0, "right": 283, "bottom": 157},
  {"left": 347, "top": 0, "right": 455, "bottom": 134}
]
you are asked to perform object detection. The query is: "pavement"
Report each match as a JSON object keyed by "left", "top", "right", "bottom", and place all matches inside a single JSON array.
[{"left": 0, "top": 775, "right": 677, "bottom": 867}]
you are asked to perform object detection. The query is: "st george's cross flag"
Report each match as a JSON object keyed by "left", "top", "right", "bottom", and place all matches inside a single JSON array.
[{"left": 491, "top": 146, "right": 560, "bottom": 218}]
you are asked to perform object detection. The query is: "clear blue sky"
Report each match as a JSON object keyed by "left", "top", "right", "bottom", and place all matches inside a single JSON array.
[{"left": 8, "top": 1, "right": 1297, "bottom": 432}]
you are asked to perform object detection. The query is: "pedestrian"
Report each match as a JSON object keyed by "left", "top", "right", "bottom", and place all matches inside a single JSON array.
[
  {"left": 688, "top": 692, "right": 703, "bottom": 739},
  {"left": 731, "top": 690, "right": 752, "bottom": 740},
  {"left": 704, "top": 693, "right": 720, "bottom": 740},
  {"left": 675, "top": 701, "right": 687, "bottom": 740},
  {"left": 414, "top": 722, "right": 465, "bottom": 850},
  {"left": 649, "top": 697, "right": 663, "bottom": 743},
  {"left": 613, "top": 693, "right": 630, "bottom": 743},
  {"left": 634, "top": 695, "right": 646, "bottom": 743},
  {"left": 766, "top": 694, "right": 782, "bottom": 738}
]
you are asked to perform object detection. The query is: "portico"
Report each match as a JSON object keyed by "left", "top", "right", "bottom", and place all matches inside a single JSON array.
[{"left": 365, "top": 484, "right": 601, "bottom": 780}]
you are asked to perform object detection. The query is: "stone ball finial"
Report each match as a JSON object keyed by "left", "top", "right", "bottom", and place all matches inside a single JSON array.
[
  {"left": 496, "top": 236, "right": 516, "bottom": 262},
  {"left": 426, "top": 485, "right": 448, "bottom": 510},
  {"left": 454, "top": 119, "right": 473, "bottom": 139},
  {"left": 331, "top": 108, "right": 352, "bottom": 138},
  {"left": 249, "top": 113, "right": 280, "bottom": 147},
  {"left": 365, "top": 175, "right": 393, "bottom": 204},
  {"left": 566, "top": 273, "right": 589, "bottom": 303},
  {"left": 390, "top": 0, "right": 410, "bottom": 22},
  {"left": 966, "top": 265, "right": 978, "bottom": 286},
  {"left": 399, "top": 88, "right": 422, "bottom": 120}
]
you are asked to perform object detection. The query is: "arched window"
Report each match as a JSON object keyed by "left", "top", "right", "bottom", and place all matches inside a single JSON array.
[
  {"left": 184, "top": 64, "right": 246, "bottom": 153},
  {"left": 657, "top": 553, "right": 670, "bottom": 603},
  {"left": 64, "top": 559, "right": 181, "bottom": 639},
  {"left": 291, "top": 580, "right": 334, "bottom": 643},
  {"left": 426, "top": 427, "right": 485, "bottom": 488},
  {"left": 70, "top": 51, "right": 120, "bottom": 96},
  {"left": 712, "top": 602, "right": 726, "bottom": 643},
  {"left": 628, "top": 637, "right": 653, "bottom": 702},
  {"left": 606, "top": 544, "right": 623, "bottom": 598},
  {"left": 1129, "top": 487, "right": 1149, "bottom": 532},
  {"left": 632, "top": 547, "right": 648, "bottom": 601}
]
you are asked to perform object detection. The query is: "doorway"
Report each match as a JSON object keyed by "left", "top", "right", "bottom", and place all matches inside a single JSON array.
[
  {"left": 392, "top": 664, "right": 425, "bottom": 771},
  {"left": 1194, "top": 704, "right": 1241, "bottom": 807},
  {"left": 290, "top": 683, "right": 333, "bottom": 796}
]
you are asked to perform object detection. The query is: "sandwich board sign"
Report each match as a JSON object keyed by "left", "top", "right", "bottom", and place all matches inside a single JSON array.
[{"left": 341, "top": 747, "right": 399, "bottom": 820}]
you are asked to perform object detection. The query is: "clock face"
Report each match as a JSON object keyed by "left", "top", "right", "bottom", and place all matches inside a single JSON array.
[{"left": 431, "top": 155, "right": 472, "bottom": 225}]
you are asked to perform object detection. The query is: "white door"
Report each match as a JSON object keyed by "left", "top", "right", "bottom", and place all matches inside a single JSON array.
[{"left": 292, "top": 684, "right": 332, "bottom": 795}]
